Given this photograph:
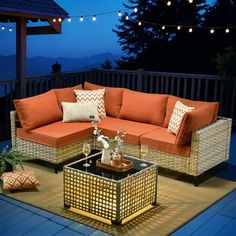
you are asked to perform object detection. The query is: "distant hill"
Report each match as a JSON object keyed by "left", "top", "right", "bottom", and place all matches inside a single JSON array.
[{"left": 0, "top": 53, "right": 120, "bottom": 80}]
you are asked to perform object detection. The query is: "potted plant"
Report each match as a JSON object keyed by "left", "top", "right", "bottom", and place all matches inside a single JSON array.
[
  {"left": 215, "top": 46, "right": 236, "bottom": 115},
  {"left": 0, "top": 146, "right": 28, "bottom": 177}
]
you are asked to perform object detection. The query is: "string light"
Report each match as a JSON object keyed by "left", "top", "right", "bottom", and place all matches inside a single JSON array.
[
  {"left": 9, "top": 27, "right": 12, "bottom": 32},
  {"left": 125, "top": 15, "right": 129, "bottom": 20},
  {"left": 67, "top": 17, "right": 71, "bottom": 22},
  {"left": 188, "top": 27, "right": 193, "bottom": 33},
  {"left": 162, "top": 25, "right": 166, "bottom": 30},
  {"left": 167, "top": 1, "right": 172, "bottom": 6},
  {"left": 189, "top": 0, "right": 193, "bottom": 3},
  {"left": 1, "top": 26, "right": 5, "bottom": 30},
  {"left": 118, "top": 11, "right": 122, "bottom": 17},
  {"left": 134, "top": 7, "right": 138, "bottom": 13},
  {"left": 58, "top": 18, "right": 62, "bottom": 22},
  {"left": 138, "top": 21, "right": 142, "bottom": 26},
  {"left": 225, "top": 28, "right": 230, "bottom": 33},
  {"left": 52, "top": 18, "right": 56, "bottom": 22},
  {"left": 177, "top": 25, "right": 181, "bottom": 30},
  {"left": 80, "top": 16, "right": 84, "bottom": 22},
  {"left": 210, "top": 28, "right": 215, "bottom": 34},
  {"left": 92, "top": 15, "right": 96, "bottom": 21}
]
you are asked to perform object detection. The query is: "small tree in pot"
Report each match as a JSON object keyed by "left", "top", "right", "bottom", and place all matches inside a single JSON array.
[
  {"left": 215, "top": 46, "right": 236, "bottom": 116},
  {"left": 0, "top": 147, "right": 28, "bottom": 177}
]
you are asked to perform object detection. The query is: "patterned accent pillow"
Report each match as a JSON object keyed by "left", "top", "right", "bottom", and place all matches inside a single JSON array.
[
  {"left": 167, "top": 101, "right": 195, "bottom": 134},
  {"left": 1, "top": 170, "right": 40, "bottom": 191},
  {"left": 74, "top": 89, "right": 106, "bottom": 118}
]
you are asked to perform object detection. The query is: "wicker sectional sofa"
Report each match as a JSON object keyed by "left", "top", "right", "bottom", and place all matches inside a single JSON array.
[{"left": 11, "top": 82, "right": 232, "bottom": 185}]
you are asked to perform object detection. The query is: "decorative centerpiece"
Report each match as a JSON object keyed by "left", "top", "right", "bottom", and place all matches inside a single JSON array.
[{"left": 91, "top": 122, "right": 133, "bottom": 172}]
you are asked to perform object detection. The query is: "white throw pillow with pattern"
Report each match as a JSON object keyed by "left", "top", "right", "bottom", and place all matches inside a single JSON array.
[
  {"left": 167, "top": 101, "right": 195, "bottom": 134},
  {"left": 74, "top": 89, "right": 106, "bottom": 118}
]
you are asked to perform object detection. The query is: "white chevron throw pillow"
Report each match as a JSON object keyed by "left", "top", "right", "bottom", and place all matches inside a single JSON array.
[
  {"left": 74, "top": 89, "right": 106, "bottom": 118},
  {"left": 167, "top": 101, "right": 195, "bottom": 134}
]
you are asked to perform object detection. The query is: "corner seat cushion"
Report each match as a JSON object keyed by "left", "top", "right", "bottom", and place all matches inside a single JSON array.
[
  {"left": 98, "top": 117, "right": 160, "bottom": 145},
  {"left": 119, "top": 89, "right": 168, "bottom": 126},
  {"left": 84, "top": 82, "right": 124, "bottom": 118},
  {"left": 16, "top": 121, "right": 93, "bottom": 148},
  {"left": 140, "top": 127, "right": 191, "bottom": 157},
  {"left": 14, "top": 90, "right": 62, "bottom": 132},
  {"left": 163, "top": 95, "right": 219, "bottom": 127},
  {"left": 54, "top": 84, "right": 82, "bottom": 108}
]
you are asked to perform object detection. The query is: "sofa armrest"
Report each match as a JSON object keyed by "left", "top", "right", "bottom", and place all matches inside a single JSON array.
[
  {"left": 10, "top": 111, "right": 18, "bottom": 148},
  {"left": 188, "top": 117, "right": 232, "bottom": 176}
]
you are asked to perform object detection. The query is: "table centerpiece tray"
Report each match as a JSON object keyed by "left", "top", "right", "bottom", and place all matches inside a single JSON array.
[{"left": 96, "top": 158, "right": 134, "bottom": 172}]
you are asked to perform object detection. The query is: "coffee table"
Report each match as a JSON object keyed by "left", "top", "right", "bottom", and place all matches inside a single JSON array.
[{"left": 64, "top": 151, "right": 158, "bottom": 225}]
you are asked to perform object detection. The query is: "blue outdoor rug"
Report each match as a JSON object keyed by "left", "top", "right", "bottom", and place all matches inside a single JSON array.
[
  {"left": 0, "top": 194, "right": 111, "bottom": 236},
  {"left": 171, "top": 189, "right": 236, "bottom": 235}
]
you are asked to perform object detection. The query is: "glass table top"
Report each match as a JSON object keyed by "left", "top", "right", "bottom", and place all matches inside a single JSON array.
[{"left": 65, "top": 150, "right": 155, "bottom": 181}]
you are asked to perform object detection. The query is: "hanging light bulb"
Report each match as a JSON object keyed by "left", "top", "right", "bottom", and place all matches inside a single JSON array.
[
  {"left": 80, "top": 16, "right": 84, "bottom": 22},
  {"left": 134, "top": 7, "right": 138, "bottom": 13},
  {"left": 125, "top": 15, "right": 129, "bottom": 20},
  {"left": 1, "top": 26, "right": 5, "bottom": 30},
  {"left": 162, "top": 25, "right": 166, "bottom": 30},
  {"left": 92, "top": 15, "right": 96, "bottom": 21},
  {"left": 167, "top": 1, "right": 172, "bottom": 6},
  {"left": 177, "top": 25, "right": 181, "bottom": 30},
  {"left": 58, "top": 18, "right": 62, "bottom": 22},
  {"left": 118, "top": 11, "right": 122, "bottom": 17},
  {"left": 53, "top": 18, "right": 56, "bottom": 22},
  {"left": 189, "top": 27, "right": 193, "bottom": 33},
  {"left": 67, "top": 17, "right": 71, "bottom": 22},
  {"left": 225, "top": 28, "right": 230, "bottom": 33},
  {"left": 9, "top": 27, "right": 12, "bottom": 32},
  {"left": 138, "top": 21, "right": 142, "bottom": 26},
  {"left": 210, "top": 28, "right": 215, "bottom": 34},
  {"left": 189, "top": 0, "right": 193, "bottom": 3}
]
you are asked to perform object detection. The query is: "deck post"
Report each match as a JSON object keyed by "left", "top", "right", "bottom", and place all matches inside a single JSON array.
[{"left": 16, "top": 17, "right": 27, "bottom": 98}]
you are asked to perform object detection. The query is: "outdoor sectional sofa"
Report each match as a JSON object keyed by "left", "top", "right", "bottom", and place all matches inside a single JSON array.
[{"left": 11, "top": 81, "right": 232, "bottom": 185}]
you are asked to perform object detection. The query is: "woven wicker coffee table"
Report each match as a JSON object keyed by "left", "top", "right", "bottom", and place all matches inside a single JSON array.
[{"left": 64, "top": 151, "right": 158, "bottom": 225}]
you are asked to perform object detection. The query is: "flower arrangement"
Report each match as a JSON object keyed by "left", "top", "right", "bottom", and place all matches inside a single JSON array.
[{"left": 91, "top": 121, "right": 126, "bottom": 164}]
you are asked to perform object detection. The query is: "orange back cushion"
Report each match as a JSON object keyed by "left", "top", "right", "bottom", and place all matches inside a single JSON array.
[
  {"left": 14, "top": 90, "right": 62, "bottom": 131},
  {"left": 119, "top": 89, "right": 168, "bottom": 126},
  {"left": 175, "top": 103, "right": 219, "bottom": 145},
  {"left": 54, "top": 84, "right": 82, "bottom": 107},
  {"left": 164, "top": 95, "right": 219, "bottom": 127},
  {"left": 84, "top": 82, "right": 123, "bottom": 118}
]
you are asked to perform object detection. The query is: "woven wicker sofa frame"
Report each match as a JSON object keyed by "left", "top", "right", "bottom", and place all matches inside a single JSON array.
[
  {"left": 11, "top": 111, "right": 232, "bottom": 184},
  {"left": 10, "top": 111, "right": 93, "bottom": 173}
]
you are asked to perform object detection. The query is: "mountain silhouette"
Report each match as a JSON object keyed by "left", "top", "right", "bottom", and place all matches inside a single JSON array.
[{"left": 0, "top": 53, "right": 120, "bottom": 80}]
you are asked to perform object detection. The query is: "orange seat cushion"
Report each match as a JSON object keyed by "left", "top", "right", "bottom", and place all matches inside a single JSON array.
[
  {"left": 84, "top": 82, "right": 124, "bottom": 118},
  {"left": 163, "top": 95, "right": 219, "bottom": 127},
  {"left": 54, "top": 84, "right": 82, "bottom": 108},
  {"left": 17, "top": 121, "right": 93, "bottom": 148},
  {"left": 97, "top": 117, "right": 159, "bottom": 145},
  {"left": 14, "top": 90, "right": 62, "bottom": 131},
  {"left": 119, "top": 89, "right": 168, "bottom": 126},
  {"left": 140, "top": 128, "right": 191, "bottom": 157},
  {"left": 176, "top": 104, "right": 219, "bottom": 145}
]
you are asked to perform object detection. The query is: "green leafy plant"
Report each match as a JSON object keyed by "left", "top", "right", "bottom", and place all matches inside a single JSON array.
[
  {"left": 0, "top": 146, "right": 28, "bottom": 177},
  {"left": 215, "top": 46, "right": 236, "bottom": 115}
]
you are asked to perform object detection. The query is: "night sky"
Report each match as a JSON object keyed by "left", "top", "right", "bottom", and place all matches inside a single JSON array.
[{"left": 0, "top": 0, "right": 215, "bottom": 59}]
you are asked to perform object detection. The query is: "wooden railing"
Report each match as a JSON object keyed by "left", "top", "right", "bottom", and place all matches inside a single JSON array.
[{"left": 0, "top": 69, "right": 235, "bottom": 141}]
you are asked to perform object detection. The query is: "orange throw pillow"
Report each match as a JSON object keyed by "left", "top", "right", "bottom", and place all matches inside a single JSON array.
[
  {"left": 14, "top": 90, "right": 62, "bottom": 131},
  {"left": 54, "top": 84, "right": 82, "bottom": 107},
  {"left": 119, "top": 89, "right": 168, "bottom": 126},
  {"left": 84, "top": 82, "right": 124, "bottom": 118}
]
